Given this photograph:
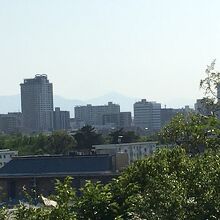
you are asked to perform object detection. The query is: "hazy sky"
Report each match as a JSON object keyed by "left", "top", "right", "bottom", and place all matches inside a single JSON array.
[{"left": 0, "top": 0, "right": 220, "bottom": 107}]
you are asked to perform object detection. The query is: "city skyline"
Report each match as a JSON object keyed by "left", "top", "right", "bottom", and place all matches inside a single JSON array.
[{"left": 1, "top": 0, "right": 219, "bottom": 106}]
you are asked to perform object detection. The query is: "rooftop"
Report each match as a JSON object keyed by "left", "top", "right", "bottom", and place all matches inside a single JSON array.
[{"left": 0, "top": 154, "right": 114, "bottom": 178}]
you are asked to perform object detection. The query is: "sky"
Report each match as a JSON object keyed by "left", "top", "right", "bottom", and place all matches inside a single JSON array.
[{"left": 0, "top": 0, "right": 220, "bottom": 108}]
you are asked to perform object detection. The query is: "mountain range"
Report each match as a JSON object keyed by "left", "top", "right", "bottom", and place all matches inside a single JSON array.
[
  {"left": 0, "top": 92, "right": 195, "bottom": 117},
  {"left": 0, "top": 92, "right": 139, "bottom": 117}
]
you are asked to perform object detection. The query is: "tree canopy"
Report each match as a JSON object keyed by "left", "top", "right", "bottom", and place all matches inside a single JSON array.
[
  {"left": 73, "top": 125, "right": 104, "bottom": 149},
  {"left": 158, "top": 113, "right": 220, "bottom": 154}
]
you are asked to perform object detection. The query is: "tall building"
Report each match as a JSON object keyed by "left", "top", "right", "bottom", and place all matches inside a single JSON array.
[
  {"left": 75, "top": 102, "right": 120, "bottom": 126},
  {"left": 20, "top": 74, "right": 54, "bottom": 133},
  {"left": 134, "top": 99, "right": 161, "bottom": 131},
  {"left": 53, "top": 107, "right": 70, "bottom": 131}
]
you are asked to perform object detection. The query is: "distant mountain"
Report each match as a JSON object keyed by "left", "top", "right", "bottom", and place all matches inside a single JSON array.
[
  {"left": 0, "top": 93, "right": 138, "bottom": 117},
  {"left": 0, "top": 95, "right": 21, "bottom": 113},
  {"left": 86, "top": 92, "right": 138, "bottom": 112},
  {"left": 0, "top": 93, "right": 195, "bottom": 117},
  {"left": 53, "top": 96, "right": 86, "bottom": 116}
]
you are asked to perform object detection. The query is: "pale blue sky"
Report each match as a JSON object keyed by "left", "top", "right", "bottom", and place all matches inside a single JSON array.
[{"left": 0, "top": 0, "right": 220, "bottom": 107}]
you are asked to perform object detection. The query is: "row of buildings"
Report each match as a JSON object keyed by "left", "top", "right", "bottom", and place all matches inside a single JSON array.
[
  {"left": 0, "top": 107, "right": 70, "bottom": 134},
  {"left": 74, "top": 99, "right": 192, "bottom": 132},
  {"left": 0, "top": 74, "right": 192, "bottom": 134}
]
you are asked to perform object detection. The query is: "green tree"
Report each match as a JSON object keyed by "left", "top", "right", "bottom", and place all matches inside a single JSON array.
[
  {"left": 74, "top": 125, "right": 103, "bottom": 149},
  {"left": 109, "top": 128, "right": 124, "bottom": 144},
  {"left": 200, "top": 59, "right": 220, "bottom": 115},
  {"left": 110, "top": 147, "right": 220, "bottom": 219},
  {"left": 76, "top": 181, "right": 120, "bottom": 220},
  {"left": 158, "top": 113, "right": 220, "bottom": 154},
  {"left": 109, "top": 129, "right": 140, "bottom": 144},
  {"left": 47, "top": 131, "right": 76, "bottom": 154}
]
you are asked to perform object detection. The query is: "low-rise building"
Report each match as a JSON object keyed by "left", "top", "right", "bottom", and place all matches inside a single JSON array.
[
  {"left": 0, "top": 112, "right": 23, "bottom": 134},
  {"left": 0, "top": 149, "right": 18, "bottom": 168},
  {"left": 0, "top": 154, "right": 119, "bottom": 202},
  {"left": 93, "top": 141, "right": 157, "bottom": 164}
]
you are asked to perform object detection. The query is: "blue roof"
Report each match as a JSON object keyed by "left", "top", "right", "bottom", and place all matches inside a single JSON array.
[{"left": 0, "top": 155, "right": 114, "bottom": 177}]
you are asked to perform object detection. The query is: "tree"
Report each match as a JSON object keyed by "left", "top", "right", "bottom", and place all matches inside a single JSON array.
[
  {"left": 76, "top": 181, "right": 120, "bottom": 220},
  {"left": 74, "top": 125, "right": 104, "bottom": 149},
  {"left": 158, "top": 113, "right": 220, "bottom": 154},
  {"left": 109, "top": 129, "right": 140, "bottom": 144},
  {"left": 109, "top": 128, "right": 124, "bottom": 144},
  {"left": 47, "top": 131, "right": 76, "bottom": 154},
  {"left": 200, "top": 59, "right": 220, "bottom": 115},
  {"left": 109, "top": 147, "right": 220, "bottom": 219}
]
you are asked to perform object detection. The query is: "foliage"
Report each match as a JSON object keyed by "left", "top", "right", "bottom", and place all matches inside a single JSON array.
[
  {"left": 0, "top": 131, "right": 76, "bottom": 156},
  {"left": 200, "top": 59, "right": 220, "bottom": 115},
  {"left": 110, "top": 147, "right": 220, "bottom": 219},
  {"left": 0, "top": 207, "right": 8, "bottom": 220},
  {"left": 1, "top": 147, "right": 220, "bottom": 219},
  {"left": 47, "top": 131, "right": 76, "bottom": 155},
  {"left": 109, "top": 129, "right": 140, "bottom": 144},
  {"left": 76, "top": 181, "right": 120, "bottom": 220},
  {"left": 14, "top": 177, "right": 77, "bottom": 220},
  {"left": 74, "top": 125, "right": 104, "bottom": 149},
  {"left": 159, "top": 113, "right": 220, "bottom": 154}
]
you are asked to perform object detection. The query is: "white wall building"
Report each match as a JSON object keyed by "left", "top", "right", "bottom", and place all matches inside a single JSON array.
[
  {"left": 134, "top": 99, "right": 161, "bottom": 131},
  {"left": 0, "top": 149, "right": 18, "bottom": 168},
  {"left": 93, "top": 142, "right": 157, "bottom": 164},
  {"left": 75, "top": 102, "right": 120, "bottom": 126}
]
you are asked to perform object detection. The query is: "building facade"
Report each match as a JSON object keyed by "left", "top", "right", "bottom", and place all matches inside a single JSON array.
[
  {"left": 20, "top": 74, "right": 54, "bottom": 133},
  {"left": 0, "top": 112, "right": 23, "bottom": 134},
  {"left": 119, "top": 112, "right": 132, "bottom": 128},
  {"left": 0, "top": 149, "right": 18, "bottom": 168},
  {"left": 134, "top": 99, "right": 161, "bottom": 131},
  {"left": 93, "top": 141, "right": 157, "bottom": 165},
  {"left": 102, "top": 112, "right": 132, "bottom": 129},
  {"left": 75, "top": 102, "right": 120, "bottom": 127},
  {"left": 53, "top": 107, "right": 70, "bottom": 131}
]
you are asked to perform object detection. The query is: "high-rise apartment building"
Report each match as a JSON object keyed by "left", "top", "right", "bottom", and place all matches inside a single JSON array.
[
  {"left": 75, "top": 102, "right": 120, "bottom": 126},
  {"left": 20, "top": 74, "right": 53, "bottom": 133},
  {"left": 53, "top": 107, "right": 70, "bottom": 131},
  {"left": 134, "top": 99, "right": 161, "bottom": 131}
]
